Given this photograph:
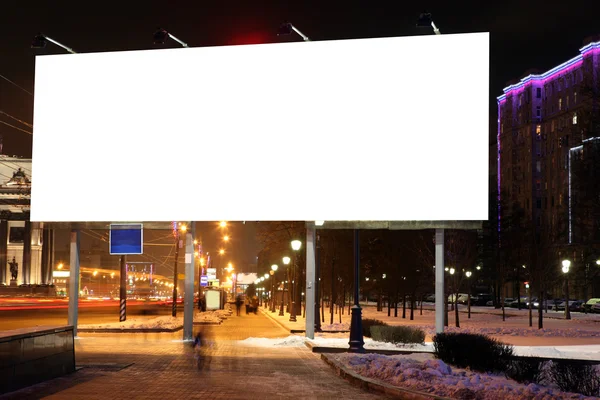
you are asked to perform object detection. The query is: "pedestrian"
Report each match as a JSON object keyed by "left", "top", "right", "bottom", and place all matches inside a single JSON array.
[
  {"left": 235, "top": 295, "right": 242, "bottom": 316},
  {"left": 244, "top": 296, "right": 250, "bottom": 314}
]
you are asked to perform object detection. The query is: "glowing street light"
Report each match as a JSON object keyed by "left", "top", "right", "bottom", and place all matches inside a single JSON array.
[
  {"left": 223, "top": 235, "right": 230, "bottom": 242},
  {"left": 219, "top": 221, "right": 227, "bottom": 228}
]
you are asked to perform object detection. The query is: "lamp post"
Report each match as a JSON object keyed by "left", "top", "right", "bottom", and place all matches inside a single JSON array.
[
  {"left": 290, "top": 240, "right": 302, "bottom": 322},
  {"left": 465, "top": 271, "right": 472, "bottom": 319},
  {"left": 562, "top": 259, "right": 571, "bottom": 320},
  {"left": 526, "top": 282, "right": 532, "bottom": 327},
  {"left": 271, "top": 264, "right": 278, "bottom": 312},
  {"left": 153, "top": 28, "right": 189, "bottom": 47},
  {"left": 281, "top": 257, "right": 290, "bottom": 315},
  {"left": 416, "top": 13, "right": 441, "bottom": 35},
  {"left": 31, "top": 34, "right": 76, "bottom": 53},
  {"left": 449, "top": 268, "right": 458, "bottom": 328},
  {"left": 277, "top": 22, "right": 310, "bottom": 41},
  {"left": 348, "top": 229, "right": 364, "bottom": 352}
]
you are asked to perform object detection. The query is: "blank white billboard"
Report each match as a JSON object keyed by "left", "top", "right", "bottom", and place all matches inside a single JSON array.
[{"left": 31, "top": 32, "right": 489, "bottom": 222}]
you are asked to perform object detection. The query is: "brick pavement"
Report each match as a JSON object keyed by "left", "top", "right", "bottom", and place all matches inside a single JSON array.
[{"left": 1, "top": 310, "right": 390, "bottom": 399}]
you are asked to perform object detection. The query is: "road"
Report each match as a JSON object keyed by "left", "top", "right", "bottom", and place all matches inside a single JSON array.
[{"left": 0, "top": 302, "right": 181, "bottom": 331}]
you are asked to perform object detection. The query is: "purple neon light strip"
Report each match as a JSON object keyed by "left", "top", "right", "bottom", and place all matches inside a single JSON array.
[{"left": 497, "top": 43, "right": 600, "bottom": 102}]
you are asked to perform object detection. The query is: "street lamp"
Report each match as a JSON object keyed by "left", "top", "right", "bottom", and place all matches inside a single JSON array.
[
  {"left": 153, "top": 27, "right": 189, "bottom": 47},
  {"left": 277, "top": 22, "right": 310, "bottom": 41},
  {"left": 562, "top": 259, "right": 571, "bottom": 320},
  {"left": 271, "top": 264, "right": 278, "bottom": 313},
  {"left": 290, "top": 240, "right": 302, "bottom": 322},
  {"left": 465, "top": 271, "right": 472, "bottom": 319},
  {"left": 416, "top": 13, "right": 441, "bottom": 35},
  {"left": 281, "top": 257, "right": 290, "bottom": 316},
  {"left": 31, "top": 33, "right": 76, "bottom": 53}
]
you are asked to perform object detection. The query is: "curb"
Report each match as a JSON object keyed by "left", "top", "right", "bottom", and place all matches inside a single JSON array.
[
  {"left": 259, "top": 307, "right": 298, "bottom": 333},
  {"left": 77, "top": 326, "right": 183, "bottom": 333},
  {"left": 304, "top": 340, "right": 432, "bottom": 356},
  {"left": 321, "top": 353, "right": 452, "bottom": 400},
  {"left": 259, "top": 308, "right": 353, "bottom": 335}
]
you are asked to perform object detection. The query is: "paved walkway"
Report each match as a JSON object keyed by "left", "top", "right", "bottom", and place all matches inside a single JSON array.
[{"left": 1, "top": 310, "right": 389, "bottom": 399}]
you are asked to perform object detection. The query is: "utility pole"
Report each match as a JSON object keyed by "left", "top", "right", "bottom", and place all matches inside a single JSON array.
[{"left": 172, "top": 228, "right": 180, "bottom": 317}]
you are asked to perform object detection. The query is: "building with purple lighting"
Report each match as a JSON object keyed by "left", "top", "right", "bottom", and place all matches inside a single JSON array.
[{"left": 497, "top": 37, "right": 600, "bottom": 299}]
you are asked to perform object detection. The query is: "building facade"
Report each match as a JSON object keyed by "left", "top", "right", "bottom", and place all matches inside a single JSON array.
[
  {"left": 497, "top": 38, "right": 600, "bottom": 298},
  {"left": 0, "top": 156, "right": 55, "bottom": 289}
]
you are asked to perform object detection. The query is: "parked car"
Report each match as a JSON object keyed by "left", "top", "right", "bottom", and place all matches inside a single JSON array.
[
  {"left": 592, "top": 302, "right": 600, "bottom": 313},
  {"left": 448, "top": 293, "right": 469, "bottom": 303},
  {"left": 583, "top": 298, "right": 600, "bottom": 313},
  {"left": 556, "top": 300, "right": 584, "bottom": 311},
  {"left": 472, "top": 294, "right": 492, "bottom": 306},
  {"left": 509, "top": 297, "right": 529, "bottom": 308},
  {"left": 424, "top": 294, "right": 436, "bottom": 303}
]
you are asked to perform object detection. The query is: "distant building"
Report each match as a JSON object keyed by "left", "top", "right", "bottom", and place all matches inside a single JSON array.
[
  {"left": 0, "top": 156, "right": 55, "bottom": 288},
  {"left": 497, "top": 38, "right": 600, "bottom": 297}
]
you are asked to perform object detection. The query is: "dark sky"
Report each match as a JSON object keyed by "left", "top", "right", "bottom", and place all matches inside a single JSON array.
[
  {"left": 0, "top": 1, "right": 597, "bottom": 156},
  {"left": 0, "top": 1, "right": 597, "bottom": 270}
]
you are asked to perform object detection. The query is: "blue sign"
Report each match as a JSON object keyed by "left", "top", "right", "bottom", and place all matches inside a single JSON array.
[
  {"left": 110, "top": 223, "right": 143, "bottom": 255},
  {"left": 200, "top": 275, "right": 208, "bottom": 287}
]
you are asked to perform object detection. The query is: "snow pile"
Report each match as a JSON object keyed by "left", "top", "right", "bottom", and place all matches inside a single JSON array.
[
  {"left": 80, "top": 315, "right": 182, "bottom": 330},
  {"left": 238, "top": 335, "right": 306, "bottom": 347},
  {"left": 334, "top": 353, "right": 599, "bottom": 400}
]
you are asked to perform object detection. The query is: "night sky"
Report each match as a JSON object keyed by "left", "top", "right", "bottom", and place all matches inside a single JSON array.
[
  {"left": 0, "top": 1, "right": 597, "bottom": 156},
  {"left": 0, "top": 1, "right": 597, "bottom": 270}
]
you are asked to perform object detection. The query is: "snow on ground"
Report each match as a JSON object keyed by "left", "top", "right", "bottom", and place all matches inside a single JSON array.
[
  {"left": 293, "top": 304, "right": 600, "bottom": 340},
  {"left": 79, "top": 309, "right": 232, "bottom": 330},
  {"left": 330, "top": 352, "right": 600, "bottom": 400},
  {"left": 237, "top": 335, "right": 306, "bottom": 347}
]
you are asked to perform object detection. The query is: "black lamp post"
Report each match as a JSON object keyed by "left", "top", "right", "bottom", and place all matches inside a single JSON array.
[
  {"left": 562, "top": 260, "right": 571, "bottom": 320},
  {"left": 277, "top": 22, "right": 310, "bottom": 41},
  {"left": 348, "top": 229, "right": 364, "bottom": 352},
  {"left": 290, "top": 240, "right": 302, "bottom": 322}
]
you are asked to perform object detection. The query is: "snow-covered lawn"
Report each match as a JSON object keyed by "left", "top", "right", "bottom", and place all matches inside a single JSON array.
[
  {"left": 238, "top": 335, "right": 600, "bottom": 399},
  {"left": 331, "top": 352, "right": 600, "bottom": 400},
  {"left": 79, "top": 308, "right": 233, "bottom": 330}
]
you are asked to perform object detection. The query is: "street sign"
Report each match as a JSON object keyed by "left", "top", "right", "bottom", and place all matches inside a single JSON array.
[
  {"left": 207, "top": 268, "right": 217, "bottom": 280},
  {"left": 200, "top": 275, "right": 208, "bottom": 287},
  {"left": 109, "top": 223, "right": 143, "bottom": 255}
]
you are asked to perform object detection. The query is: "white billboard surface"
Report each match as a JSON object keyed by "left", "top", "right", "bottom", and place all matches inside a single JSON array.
[{"left": 31, "top": 33, "right": 489, "bottom": 222}]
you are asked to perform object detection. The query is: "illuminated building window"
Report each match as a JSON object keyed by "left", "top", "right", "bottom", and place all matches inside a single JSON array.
[
  {"left": 536, "top": 124, "right": 541, "bottom": 135},
  {"left": 574, "top": 91, "right": 577, "bottom": 103},
  {"left": 559, "top": 98, "right": 562, "bottom": 111},
  {"left": 573, "top": 113, "right": 578, "bottom": 125}
]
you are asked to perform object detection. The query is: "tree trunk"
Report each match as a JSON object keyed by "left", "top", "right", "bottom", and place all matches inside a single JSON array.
[
  {"left": 538, "top": 289, "right": 544, "bottom": 329},
  {"left": 342, "top": 284, "right": 346, "bottom": 315},
  {"left": 420, "top": 294, "right": 424, "bottom": 316},
  {"left": 387, "top": 291, "right": 391, "bottom": 316},
  {"left": 410, "top": 292, "right": 415, "bottom": 320},
  {"left": 454, "top": 291, "right": 460, "bottom": 328},
  {"left": 330, "top": 258, "right": 335, "bottom": 325},
  {"left": 402, "top": 294, "right": 406, "bottom": 319},
  {"left": 338, "top": 299, "right": 342, "bottom": 324}
]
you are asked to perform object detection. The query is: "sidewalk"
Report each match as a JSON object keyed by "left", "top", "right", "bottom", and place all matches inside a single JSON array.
[{"left": 0, "top": 308, "right": 390, "bottom": 400}]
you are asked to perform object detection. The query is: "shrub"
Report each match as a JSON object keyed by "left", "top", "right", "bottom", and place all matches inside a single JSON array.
[
  {"left": 548, "top": 360, "right": 600, "bottom": 397},
  {"left": 505, "top": 358, "right": 546, "bottom": 384},
  {"left": 433, "top": 333, "right": 513, "bottom": 373},
  {"left": 370, "top": 325, "right": 426, "bottom": 345},
  {"left": 361, "top": 318, "right": 387, "bottom": 338}
]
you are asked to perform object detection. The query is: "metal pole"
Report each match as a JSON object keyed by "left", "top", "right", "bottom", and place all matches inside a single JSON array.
[
  {"left": 528, "top": 286, "right": 533, "bottom": 327},
  {"left": 119, "top": 255, "right": 127, "bottom": 321},
  {"left": 172, "top": 231, "right": 180, "bottom": 317},
  {"left": 348, "top": 229, "right": 364, "bottom": 352},
  {"left": 68, "top": 230, "right": 80, "bottom": 336},
  {"left": 289, "top": 252, "right": 297, "bottom": 322},
  {"left": 315, "top": 232, "right": 322, "bottom": 332},
  {"left": 183, "top": 222, "right": 195, "bottom": 341},
  {"left": 435, "top": 229, "right": 445, "bottom": 334},
  {"left": 565, "top": 274, "right": 571, "bottom": 320},
  {"left": 305, "top": 222, "right": 316, "bottom": 339},
  {"left": 43, "top": 36, "right": 77, "bottom": 54}
]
